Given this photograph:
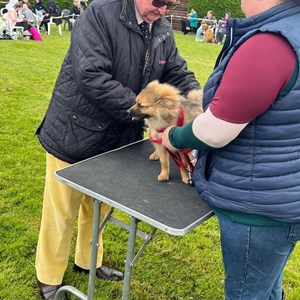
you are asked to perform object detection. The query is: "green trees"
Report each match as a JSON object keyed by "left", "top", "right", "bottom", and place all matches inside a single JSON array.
[{"left": 188, "top": 0, "right": 244, "bottom": 19}]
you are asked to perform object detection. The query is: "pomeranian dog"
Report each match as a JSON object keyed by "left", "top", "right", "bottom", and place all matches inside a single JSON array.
[
  {"left": 128, "top": 80, "right": 202, "bottom": 184},
  {"left": 202, "top": 23, "right": 216, "bottom": 43}
]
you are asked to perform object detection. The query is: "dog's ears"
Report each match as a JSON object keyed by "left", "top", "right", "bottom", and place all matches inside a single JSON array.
[
  {"left": 145, "top": 80, "right": 181, "bottom": 104},
  {"left": 148, "top": 80, "right": 160, "bottom": 89},
  {"left": 148, "top": 80, "right": 167, "bottom": 101}
]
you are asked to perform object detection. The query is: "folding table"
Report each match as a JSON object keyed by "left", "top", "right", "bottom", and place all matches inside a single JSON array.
[{"left": 55, "top": 139, "right": 213, "bottom": 300}]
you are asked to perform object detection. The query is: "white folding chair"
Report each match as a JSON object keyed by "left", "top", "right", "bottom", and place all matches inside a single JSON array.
[
  {"left": 61, "top": 9, "right": 70, "bottom": 31},
  {"left": 0, "top": 8, "right": 6, "bottom": 16},
  {"left": 7, "top": 18, "right": 23, "bottom": 38},
  {"left": 31, "top": 13, "right": 40, "bottom": 33},
  {"left": 47, "top": 15, "right": 62, "bottom": 35}
]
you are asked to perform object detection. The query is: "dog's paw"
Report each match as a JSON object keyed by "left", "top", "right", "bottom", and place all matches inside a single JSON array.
[
  {"left": 181, "top": 176, "right": 189, "bottom": 184},
  {"left": 149, "top": 152, "right": 159, "bottom": 161},
  {"left": 158, "top": 173, "right": 169, "bottom": 181}
]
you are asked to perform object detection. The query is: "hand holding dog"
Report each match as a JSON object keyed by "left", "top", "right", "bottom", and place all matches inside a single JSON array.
[{"left": 157, "top": 126, "right": 178, "bottom": 152}]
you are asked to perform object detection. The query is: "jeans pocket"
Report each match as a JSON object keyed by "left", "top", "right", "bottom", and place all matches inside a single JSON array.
[{"left": 287, "top": 224, "right": 300, "bottom": 243}]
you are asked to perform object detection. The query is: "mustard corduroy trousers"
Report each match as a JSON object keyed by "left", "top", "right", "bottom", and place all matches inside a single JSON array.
[{"left": 36, "top": 152, "right": 110, "bottom": 285}]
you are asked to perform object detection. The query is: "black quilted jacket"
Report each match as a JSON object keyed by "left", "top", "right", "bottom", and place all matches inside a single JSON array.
[{"left": 36, "top": 0, "right": 200, "bottom": 163}]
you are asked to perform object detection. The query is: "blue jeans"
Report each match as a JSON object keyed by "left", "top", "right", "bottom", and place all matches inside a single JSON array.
[
  {"left": 195, "top": 27, "right": 204, "bottom": 41},
  {"left": 215, "top": 211, "right": 300, "bottom": 300}
]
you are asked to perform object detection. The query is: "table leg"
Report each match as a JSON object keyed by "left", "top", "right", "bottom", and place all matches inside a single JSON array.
[
  {"left": 55, "top": 285, "right": 87, "bottom": 299},
  {"left": 87, "top": 199, "right": 101, "bottom": 300},
  {"left": 122, "top": 216, "right": 138, "bottom": 300}
]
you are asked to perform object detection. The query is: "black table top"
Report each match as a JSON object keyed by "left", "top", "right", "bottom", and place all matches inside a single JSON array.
[{"left": 56, "top": 139, "right": 213, "bottom": 236}]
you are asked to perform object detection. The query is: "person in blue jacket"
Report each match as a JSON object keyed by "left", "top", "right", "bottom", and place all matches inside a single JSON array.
[
  {"left": 159, "top": 0, "right": 300, "bottom": 298},
  {"left": 187, "top": 8, "right": 198, "bottom": 33},
  {"left": 181, "top": 8, "right": 198, "bottom": 35}
]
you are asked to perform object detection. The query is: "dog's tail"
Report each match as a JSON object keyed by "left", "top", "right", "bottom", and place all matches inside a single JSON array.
[
  {"left": 187, "top": 89, "right": 203, "bottom": 102},
  {"left": 183, "top": 89, "right": 203, "bottom": 115}
]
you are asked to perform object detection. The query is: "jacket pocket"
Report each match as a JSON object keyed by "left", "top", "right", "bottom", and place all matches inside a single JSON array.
[
  {"left": 59, "top": 113, "right": 112, "bottom": 160},
  {"left": 69, "top": 113, "right": 108, "bottom": 131},
  {"left": 192, "top": 152, "right": 212, "bottom": 182}
]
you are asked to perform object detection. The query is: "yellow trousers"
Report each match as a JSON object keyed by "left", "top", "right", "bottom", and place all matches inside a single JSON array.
[{"left": 36, "top": 152, "right": 110, "bottom": 285}]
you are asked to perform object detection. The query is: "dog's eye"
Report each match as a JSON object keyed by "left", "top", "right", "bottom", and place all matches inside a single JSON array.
[{"left": 138, "top": 103, "right": 149, "bottom": 108}]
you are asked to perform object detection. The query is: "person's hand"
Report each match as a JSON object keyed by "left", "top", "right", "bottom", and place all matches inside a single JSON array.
[{"left": 157, "top": 126, "right": 178, "bottom": 152}]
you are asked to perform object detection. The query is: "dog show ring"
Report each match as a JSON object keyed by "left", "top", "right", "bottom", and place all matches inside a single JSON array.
[{"left": 55, "top": 139, "right": 213, "bottom": 300}]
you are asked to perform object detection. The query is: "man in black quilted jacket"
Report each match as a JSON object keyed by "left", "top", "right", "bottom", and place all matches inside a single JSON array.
[{"left": 35, "top": 0, "right": 201, "bottom": 298}]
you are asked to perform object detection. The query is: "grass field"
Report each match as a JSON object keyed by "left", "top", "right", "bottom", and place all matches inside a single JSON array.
[{"left": 0, "top": 30, "right": 299, "bottom": 300}]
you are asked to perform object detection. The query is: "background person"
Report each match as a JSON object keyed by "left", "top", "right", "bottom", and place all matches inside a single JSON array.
[
  {"left": 21, "top": 0, "right": 40, "bottom": 29},
  {"left": 195, "top": 10, "right": 216, "bottom": 42},
  {"left": 47, "top": 0, "right": 62, "bottom": 26},
  {"left": 34, "top": 0, "right": 49, "bottom": 32},
  {"left": 181, "top": 8, "right": 198, "bottom": 35},
  {"left": 158, "top": 0, "right": 300, "bottom": 299},
  {"left": 35, "top": 0, "right": 201, "bottom": 299},
  {"left": 8, "top": 2, "right": 32, "bottom": 34},
  {"left": 187, "top": 8, "right": 198, "bottom": 33},
  {"left": 215, "top": 12, "right": 231, "bottom": 45},
  {"left": 5, "top": 0, "right": 18, "bottom": 11},
  {"left": 21, "top": 0, "right": 33, "bottom": 10},
  {"left": 68, "top": 0, "right": 81, "bottom": 30}
]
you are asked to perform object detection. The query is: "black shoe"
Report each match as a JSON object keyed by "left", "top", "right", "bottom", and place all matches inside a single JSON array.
[
  {"left": 37, "top": 279, "right": 68, "bottom": 300},
  {"left": 74, "top": 264, "right": 123, "bottom": 281}
]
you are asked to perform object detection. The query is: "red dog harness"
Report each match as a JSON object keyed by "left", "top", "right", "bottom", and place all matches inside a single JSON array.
[{"left": 149, "top": 106, "right": 195, "bottom": 185}]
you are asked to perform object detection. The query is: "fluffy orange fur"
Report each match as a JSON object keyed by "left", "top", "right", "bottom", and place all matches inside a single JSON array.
[
  {"left": 202, "top": 24, "right": 216, "bottom": 43},
  {"left": 128, "top": 80, "right": 203, "bottom": 184}
]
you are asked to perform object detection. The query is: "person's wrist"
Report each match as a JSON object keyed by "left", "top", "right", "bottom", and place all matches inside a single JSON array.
[{"left": 168, "top": 126, "right": 179, "bottom": 148}]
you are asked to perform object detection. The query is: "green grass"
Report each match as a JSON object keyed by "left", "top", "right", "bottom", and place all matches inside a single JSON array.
[{"left": 0, "top": 31, "right": 299, "bottom": 300}]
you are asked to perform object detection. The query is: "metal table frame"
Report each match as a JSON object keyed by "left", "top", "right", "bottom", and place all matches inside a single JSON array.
[{"left": 54, "top": 139, "right": 213, "bottom": 300}]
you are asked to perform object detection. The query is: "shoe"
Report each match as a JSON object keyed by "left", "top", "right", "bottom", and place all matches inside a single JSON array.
[
  {"left": 74, "top": 264, "right": 123, "bottom": 281},
  {"left": 11, "top": 33, "right": 18, "bottom": 40},
  {"left": 37, "top": 279, "right": 68, "bottom": 300},
  {"left": 282, "top": 289, "right": 286, "bottom": 300}
]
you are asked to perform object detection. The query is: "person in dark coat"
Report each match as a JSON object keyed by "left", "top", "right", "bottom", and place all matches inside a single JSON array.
[
  {"left": 215, "top": 12, "right": 231, "bottom": 44},
  {"left": 48, "top": 0, "right": 62, "bottom": 25},
  {"left": 35, "top": 0, "right": 201, "bottom": 299},
  {"left": 34, "top": 0, "right": 49, "bottom": 32},
  {"left": 68, "top": 0, "right": 81, "bottom": 30}
]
